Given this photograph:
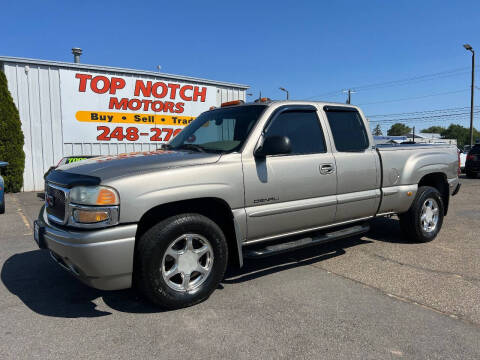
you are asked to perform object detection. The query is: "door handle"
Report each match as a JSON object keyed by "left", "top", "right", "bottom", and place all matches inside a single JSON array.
[{"left": 320, "top": 163, "right": 335, "bottom": 175}]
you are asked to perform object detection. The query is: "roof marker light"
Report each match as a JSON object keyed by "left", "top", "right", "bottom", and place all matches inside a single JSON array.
[{"left": 221, "top": 100, "right": 244, "bottom": 107}]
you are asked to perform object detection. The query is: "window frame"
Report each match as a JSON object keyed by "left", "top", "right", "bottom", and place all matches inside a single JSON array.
[
  {"left": 259, "top": 105, "right": 328, "bottom": 157},
  {"left": 323, "top": 105, "right": 371, "bottom": 153}
]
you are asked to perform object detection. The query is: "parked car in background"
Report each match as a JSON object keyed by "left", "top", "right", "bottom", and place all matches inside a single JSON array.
[
  {"left": 44, "top": 156, "right": 97, "bottom": 178},
  {"left": 463, "top": 144, "right": 473, "bottom": 154},
  {"left": 458, "top": 147, "right": 466, "bottom": 172},
  {"left": 465, "top": 144, "right": 480, "bottom": 178},
  {"left": 0, "top": 161, "right": 8, "bottom": 214}
]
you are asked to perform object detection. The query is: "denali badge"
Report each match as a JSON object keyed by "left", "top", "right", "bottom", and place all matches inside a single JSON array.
[{"left": 253, "top": 196, "right": 279, "bottom": 204}]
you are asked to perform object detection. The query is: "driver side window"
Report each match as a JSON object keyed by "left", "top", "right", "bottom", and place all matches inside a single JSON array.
[{"left": 264, "top": 110, "right": 326, "bottom": 155}]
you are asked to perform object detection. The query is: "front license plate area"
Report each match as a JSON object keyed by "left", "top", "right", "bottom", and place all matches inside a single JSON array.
[{"left": 34, "top": 221, "right": 47, "bottom": 249}]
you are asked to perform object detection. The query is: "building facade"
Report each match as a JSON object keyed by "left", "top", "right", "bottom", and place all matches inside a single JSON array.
[{"left": 0, "top": 56, "right": 248, "bottom": 191}]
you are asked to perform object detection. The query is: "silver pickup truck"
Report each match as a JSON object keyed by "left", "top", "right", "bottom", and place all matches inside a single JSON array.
[{"left": 34, "top": 100, "right": 461, "bottom": 308}]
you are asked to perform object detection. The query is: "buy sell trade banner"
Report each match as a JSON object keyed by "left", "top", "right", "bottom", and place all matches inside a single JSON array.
[{"left": 59, "top": 69, "right": 217, "bottom": 143}]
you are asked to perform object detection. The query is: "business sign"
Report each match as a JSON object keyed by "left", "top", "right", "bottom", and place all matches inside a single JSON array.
[{"left": 59, "top": 69, "right": 217, "bottom": 143}]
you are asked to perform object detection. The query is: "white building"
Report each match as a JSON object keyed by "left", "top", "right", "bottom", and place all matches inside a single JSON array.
[
  {"left": 0, "top": 56, "right": 248, "bottom": 191},
  {"left": 404, "top": 132, "right": 457, "bottom": 145}
]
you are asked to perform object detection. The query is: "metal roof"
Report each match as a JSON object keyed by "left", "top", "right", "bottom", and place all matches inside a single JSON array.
[{"left": 0, "top": 56, "right": 249, "bottom": 89}]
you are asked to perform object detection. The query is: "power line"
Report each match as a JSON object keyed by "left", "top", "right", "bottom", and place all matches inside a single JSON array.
[
  {"left": 367, "top": 106, "right": 480, "bottom": 118},
  {"left": 369, "top": 111, "right": 480, "bottom": 123},
  {"left": 353, "top": 68, "right": 472, "bottom": 92},
  {"left": 357, "top": 88, "right": 469, "bottom": 106},
  {"left": 306, "top": 66, "right": 479, "bottom": 100}
]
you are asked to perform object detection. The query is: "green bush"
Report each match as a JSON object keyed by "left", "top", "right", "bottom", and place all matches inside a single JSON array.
[{"left": 0, "top": 70, "right": 25, "bottom": 192}]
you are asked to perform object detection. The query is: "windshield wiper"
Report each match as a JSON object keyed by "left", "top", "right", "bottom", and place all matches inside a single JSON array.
[{"left": 176, "top": 144, "right": 206, "bottom": 153}]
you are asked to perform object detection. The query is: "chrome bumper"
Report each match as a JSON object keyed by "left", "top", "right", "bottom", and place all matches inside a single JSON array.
[{"left": 34, "top": 206, "right": 137, "bottom": 290}]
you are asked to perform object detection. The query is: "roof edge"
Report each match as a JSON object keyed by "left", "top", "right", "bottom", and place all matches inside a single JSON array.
[{"left": 0, "top": 56, "right": 249, "bottom": 89}]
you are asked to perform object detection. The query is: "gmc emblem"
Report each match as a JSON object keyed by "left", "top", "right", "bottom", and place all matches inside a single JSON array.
[{"left": 46, "top": 193, "right": 55, "bottom": 207}]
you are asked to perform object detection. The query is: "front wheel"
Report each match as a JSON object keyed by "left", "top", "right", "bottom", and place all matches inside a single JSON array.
[
  {"left": 135, "top": 213, "right": 228, "bottom": 309},
  {"left": 399, "top": 186, "right": 444, "bottom": 243}
]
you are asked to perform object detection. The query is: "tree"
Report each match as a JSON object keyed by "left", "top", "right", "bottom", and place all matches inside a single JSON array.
[
  {"left": 387, "top": 123, "right": 411, "bottom": 136},
  {"left": 372, "top": 124, "right": 383, "bottom": 136},
  {"left": 440, "top": 124, "right": 480, "bottom": 148},
  {"left": 0, "top": 71, "right": 25, "bottom": 192},
  {"left": 421, "top": 126, "right": 445, "bottom": 134}
]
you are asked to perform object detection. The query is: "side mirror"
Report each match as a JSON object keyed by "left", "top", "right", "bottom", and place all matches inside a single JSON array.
[{"left": 255, "top": 136, "right": 292, "bottom": 157}]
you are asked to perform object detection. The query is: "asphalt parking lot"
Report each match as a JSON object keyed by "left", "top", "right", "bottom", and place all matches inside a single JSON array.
[{"left": 1, "top": 176, "right": 479, "bottom": 359}]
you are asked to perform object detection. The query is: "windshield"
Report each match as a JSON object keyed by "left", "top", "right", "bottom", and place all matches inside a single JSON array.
[{"left": 168, "top": 105, "right": 267, "bottom": 153}]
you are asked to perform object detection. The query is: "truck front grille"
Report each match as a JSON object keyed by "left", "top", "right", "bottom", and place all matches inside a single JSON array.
[{"left": 45, "top": 184, "right": 67, "bottom": 223}]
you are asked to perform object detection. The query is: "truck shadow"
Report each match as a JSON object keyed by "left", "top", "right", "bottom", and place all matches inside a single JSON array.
[
  {"left": 224, "top": 236, "right": 370, "bottom": 283},
  {"left": 2, "top": 236, "right": 371, "bottom": 318},
  {"left": 1, "top": 250, "right": 158, "bottom": 318},
  {"left": 366, "top": 217, "right": 416, "bottom": 244}
]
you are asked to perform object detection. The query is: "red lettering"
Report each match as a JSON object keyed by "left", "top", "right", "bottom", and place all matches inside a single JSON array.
[
  {"left": 110, "top": 77, "right": 125, "bottom": 94},
  {"left": 152, "top": 82, "right": 168, "bottom": 98},
  {"left": 128, "top": 99, "right": 142, "bottom": 110},
  {"left": 152, "top": 101, "right": 164, "bottom": 112},
  {"left": 75, "top": 73, "right": 92, "bottom": 92},
  {"left": 175, "top": 102, "right": 184, "bottom": 113},
  {"left": 163, "top": 101, "right": 175, "bottom": 113},
  {"left": 97, "top": 126, "right": 110, "bottom": 141},
  {"left": 91, "top": 76, "right": 110, "bottom": 94},
  {"left": 134, "top": 80, "right": 151, "bottom": 97},
  {"left": 179, "top": 85, "right": 193, "bottom": 101},
  {"left": 109, "top": 97, "right": 128, "bottom": 110},
  {"left": 142, "top": 99, "right": 152, "bottom": 111},
  {"left": 193, "top": 86, "right": 207, "bottom": 102},
  {"left": 168, "top": 84, "right": 180, "bottom": 99}
]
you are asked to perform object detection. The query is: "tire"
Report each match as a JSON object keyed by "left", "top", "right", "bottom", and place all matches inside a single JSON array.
[
  {"left": 136, "top": 213, "right": 228, "bottom": 309},
  {"left": 399, "top": 186, "right": 444, "bottom": 243},
  {"left": 466, "top": 170, "right": 476, "bottom": 178},
  {"left": 0, "top": 199, "right": 4, "bottom": 214}
]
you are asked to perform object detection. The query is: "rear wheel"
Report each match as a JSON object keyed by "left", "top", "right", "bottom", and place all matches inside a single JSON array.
[
  {"left": 136, "top": 213, "right": 228, "bottom": 309},
  {"left": 0, "top": 198, "right": 4, "bottom": 214},
  {"left": 399, "top": 186, "right": 444, "bottom": 243}
]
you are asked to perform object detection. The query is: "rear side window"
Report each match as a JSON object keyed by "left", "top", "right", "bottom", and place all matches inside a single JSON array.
[
  {"left": 325, "top": 109, "right": 370, "bottom": 152},
  {"left": 264, "top": 110, "right": 326, "bottom": 154}
]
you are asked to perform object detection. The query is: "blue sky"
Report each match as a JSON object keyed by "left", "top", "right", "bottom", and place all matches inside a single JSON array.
[{"left": 1, "top": 0, "right": 479, "bottom": 133}]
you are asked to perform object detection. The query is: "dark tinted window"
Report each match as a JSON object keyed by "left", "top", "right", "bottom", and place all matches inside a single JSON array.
[
  {"left": 325, "top": 110, "right": 369, "bottom": 152},
  {"left": 264, "top": 110, "right": 326, "bottom": 154}
]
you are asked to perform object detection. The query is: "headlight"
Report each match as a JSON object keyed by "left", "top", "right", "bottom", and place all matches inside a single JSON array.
[
  {"left": 68, "top": 186, "right": 120, "bottom": 228},
  {"left": 70, "top": 186, "right": 119, "bottom": 206}
]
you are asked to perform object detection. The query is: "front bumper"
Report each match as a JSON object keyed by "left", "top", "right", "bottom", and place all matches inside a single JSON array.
[{"left": 34, "top": 206, "right": 137, "bottom": 290}]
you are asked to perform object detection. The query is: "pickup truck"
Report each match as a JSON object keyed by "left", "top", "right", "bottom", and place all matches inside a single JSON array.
[{"left": 34, "top": 100, "right": 461, "bottom": 309}]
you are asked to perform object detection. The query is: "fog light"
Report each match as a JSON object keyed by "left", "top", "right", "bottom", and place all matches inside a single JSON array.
[{"left": 73, "top": 209, "right": 109, "bottom": 223}]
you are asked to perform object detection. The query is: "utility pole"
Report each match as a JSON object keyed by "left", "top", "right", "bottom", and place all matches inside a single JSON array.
[
  {"left": 464, "top": 44, "right": 475, "bottom": 146},
  {"left": 343, "top": 89, "right": 356, "bottom": 104}
]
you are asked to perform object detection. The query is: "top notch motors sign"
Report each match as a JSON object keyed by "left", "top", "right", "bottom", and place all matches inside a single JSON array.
[{"left": 60, "top": 69, "right": 217, "bottom": 143}]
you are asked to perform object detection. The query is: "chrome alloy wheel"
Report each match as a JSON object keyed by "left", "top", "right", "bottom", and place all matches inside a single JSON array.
[
  {"left": 420, "top": 198, "right": 439, "bottom": 233},
  {"left": 161, "top": 234, "right": 214, "bottom": 292}
]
